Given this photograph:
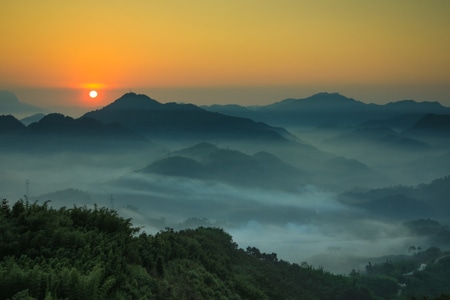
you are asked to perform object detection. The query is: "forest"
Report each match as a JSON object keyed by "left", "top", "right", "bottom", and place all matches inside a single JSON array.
[{"left": 1, "top": 199, "right": 450, "bottom": 300}]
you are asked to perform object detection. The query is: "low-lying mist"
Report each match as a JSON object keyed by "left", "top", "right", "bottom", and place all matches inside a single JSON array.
[{"left": 1, "top": 150, "right": 440, "bottom": 274}]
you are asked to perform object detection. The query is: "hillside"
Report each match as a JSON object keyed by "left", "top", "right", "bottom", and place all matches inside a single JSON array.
[
  {"left": 0, "top": 91, "right": 45, "bottom": 115},
  {"left": 2, "top": 199, "right": 450, "bottom": 299},
  {"left": 203, "top": 92, "right": 450, "bottom": 128},
  {"left": 324, "top": 127, "right": 431, "bottom": 151},
  {"left": 0, "top": 200, "right": 373, "bottom": 300},
  {"left": 140, "top": 142, "right": 310, "bottom": 191},
  {"left": 83, "top": 92, "right": 295, "bottom": 143},
  {"left": 0, "top": 199, "right": 382, "bottom": 300},
  {"left": 0, "top": 114, "right": 26, "bottom": 133},
  {"left": 404, "top": 113, "right": 450, "bottom": 138},
  {"left": 0, "top": 113, "right": 151, "bottom": 152},
  {"left": 339, "top": 175, "right": 450, "bottom": 220}
]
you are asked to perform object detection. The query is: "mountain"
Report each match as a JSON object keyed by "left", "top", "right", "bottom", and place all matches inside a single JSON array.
[
  {"left": 2, "top": 200, "right": 400, "bottom": 299},
  {"left": 20, "top": 113, "right": 46, "bottom": 126},
  {"left": 0, "top": 113, "right": 150, "bottom": 152},
  {"left": 404, "top": 113, "right": 450, "bottom": 137},
  {"left": 83, "top": 92, "right": 295, "bottom": 143},
  {"left": 0, "top": 91, "right": 45, "bottom": 115},
  {"left": 339, "top": 175, "right": 450, "bottom": 219},
  {"left": 358, "top": 114, "right": 425, "bottom": 131},
  {"left": 26, "top": 113, "right": 145, "bottom": 140},
  {"left": 203, "top": 92, "right": 450, "bottom": 128},
  {"left": 324, "top": 126, "right": 431, "bottom": 151},
  {"left": 140, "top": 142, "right": 310, "bottom": 191},
  {"left": 0, "top": 114, "right": 26, "bottom": 134},
  {"left": 315, "top": 155, "right": 389, "bottom": 190},
  {"left": 380, "top": 100, "right": 448, "bottom": 115}
]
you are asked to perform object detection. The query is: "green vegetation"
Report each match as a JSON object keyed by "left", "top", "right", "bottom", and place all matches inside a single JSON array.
[
  {"left": 355, "top": 246, "right": 450, "bottom": 300},
  {"left": 1, "top": 199, "right": 449, "bottom": 299}
]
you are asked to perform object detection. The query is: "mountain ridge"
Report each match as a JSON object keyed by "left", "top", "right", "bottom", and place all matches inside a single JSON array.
[
  {"left": 0, "top": 90, "right": 46, "bottom": 115},
  {"left": 0, "top": 113, "right": 149, "bottom": 152},
  {"left": 140, "top": 142, "right": 310, "bottom": 190},
  {"left": 203, "top": 92, "right": 450, "bottom": 127},
  {"left": 83, "top": 92, "right": 296, "bottom": 143}
]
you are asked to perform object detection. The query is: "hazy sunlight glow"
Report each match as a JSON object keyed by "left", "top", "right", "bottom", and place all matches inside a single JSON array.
[{"left": 1, "top": 0, "right": 449, "bottom": 107}]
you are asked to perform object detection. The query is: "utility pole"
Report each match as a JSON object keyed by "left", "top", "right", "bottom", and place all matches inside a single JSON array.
[{"left": 25, "top": 179, "right": 30, "bottom": 198}]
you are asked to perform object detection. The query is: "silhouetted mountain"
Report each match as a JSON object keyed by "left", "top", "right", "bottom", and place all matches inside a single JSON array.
[
  {"left": 203, "top": 92, "right": 450, "bottom": 127},
  {"left": 83, "top": 92, "right": 295, "bottom": 143},
  {"left": 20, "top": 113, "right": 46, "bottom": 126},
  {"left": 0, "top": 113, "right": 150, "bottom": 152},
  {"left": 201, "top": 104, "right": 258, "bottom": 120},
  {"left": 404, "top": 114, "right": 450, "bottom": 137},
  {"left": 26, "top": 113, "right": 144, "bottom": 139},
  {"left": 0, "top": 114, "right": 26, "bottom": 134},
  {"left": 140, "top": 142, "right": 309, "bottom": 190},
  {"left": 265, "top": 92, "right": 368, "bottom": 111},
  {"left": 0, "top": 91, "right": 45, "bottom": 115},
  {"left": 380, "top": 100, "right": 447, "bottom": 114}
]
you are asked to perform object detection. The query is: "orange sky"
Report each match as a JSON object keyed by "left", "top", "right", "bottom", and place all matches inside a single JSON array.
[{"left": 1, "top": 0, "right": 450, "bottom": 110}]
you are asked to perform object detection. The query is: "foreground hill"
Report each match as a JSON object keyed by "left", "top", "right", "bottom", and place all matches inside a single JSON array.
[
  {"left": 0, "top": 199, "right": 380, "bottom": 300},
  {"left": 83, "top": 92, "right": 295, "bottom": 143}
]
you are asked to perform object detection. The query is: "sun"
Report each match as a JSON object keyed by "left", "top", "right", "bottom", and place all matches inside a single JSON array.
[{"left": 89, "top": 90, "right": 98, "bottom": 98}]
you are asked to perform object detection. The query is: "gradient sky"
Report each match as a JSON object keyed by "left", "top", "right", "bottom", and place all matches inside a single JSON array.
[{"left": 1, "top": 0, "right": 450, "bottom": 110}]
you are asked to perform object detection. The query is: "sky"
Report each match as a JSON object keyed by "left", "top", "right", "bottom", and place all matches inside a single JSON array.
[{"left": 1, "top": 0, "right": 450, "bottom": 111}]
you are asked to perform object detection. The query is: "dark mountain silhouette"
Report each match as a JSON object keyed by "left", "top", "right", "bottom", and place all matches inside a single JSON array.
[
  {"left": 404, "top": 114, "right": 450, "bottom": 137},
  {"left": 140, "top": 142, "right": 310, "bottom": 190},
  {"left": 20, "top": 113, "right": 46, "bottom": 126},
  {"left": 264, "top": 92, "right": 368, "bottom": 111},
  {"left": 0, "top": 91, "right": 45, "bottom": 115},
  {"left": 0, "top": 114, "right": 27, "bottom": 134},
  {"left": 83, "top": 92, "right": 295, "bottom": 143},
  {"left": 0, "top": 113, "right": 150, "bottom": 152},
  {"left": 26, "top": 113, "right": 144, "bottom": 139},
  {"left": 380, "top": 100, "right": 447, "bottom": 114},
  {"left": 201, "top": 104, "right": 258, "bottom": 120},
  {"left": 203, "top": 92, "right": 450, "bottom": 127}
]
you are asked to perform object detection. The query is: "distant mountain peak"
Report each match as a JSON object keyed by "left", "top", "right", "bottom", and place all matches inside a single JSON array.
[
  {"left": 103, "top": 92, "right": 162, "bottom": 111},
  {"left": 0, "top": 114, "right": 26, "bottom": 133},
  {"left": 267, "top": 91, "right": 363, "bottom": 111},
  {"left": 0, "top": 90, "right": 45, "bottom": 115},
  {"left": 310, "top": 92, "right": 345, "bottom": 98},
  {"left": 307, "top": 92, "right": 359, "bottom": 103}
]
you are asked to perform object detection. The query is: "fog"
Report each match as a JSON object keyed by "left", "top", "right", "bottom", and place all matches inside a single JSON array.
[
  {"left": 2, "top": 92, "right": 450, "bottom": 275},
  {"left": 1, "top": 138, "right": 446, "bottom": 274}
]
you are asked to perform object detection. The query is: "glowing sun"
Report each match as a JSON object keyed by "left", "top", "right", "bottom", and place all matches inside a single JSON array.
[{"left": 89, "top": 90, "right": 98, "bottom": 98}]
